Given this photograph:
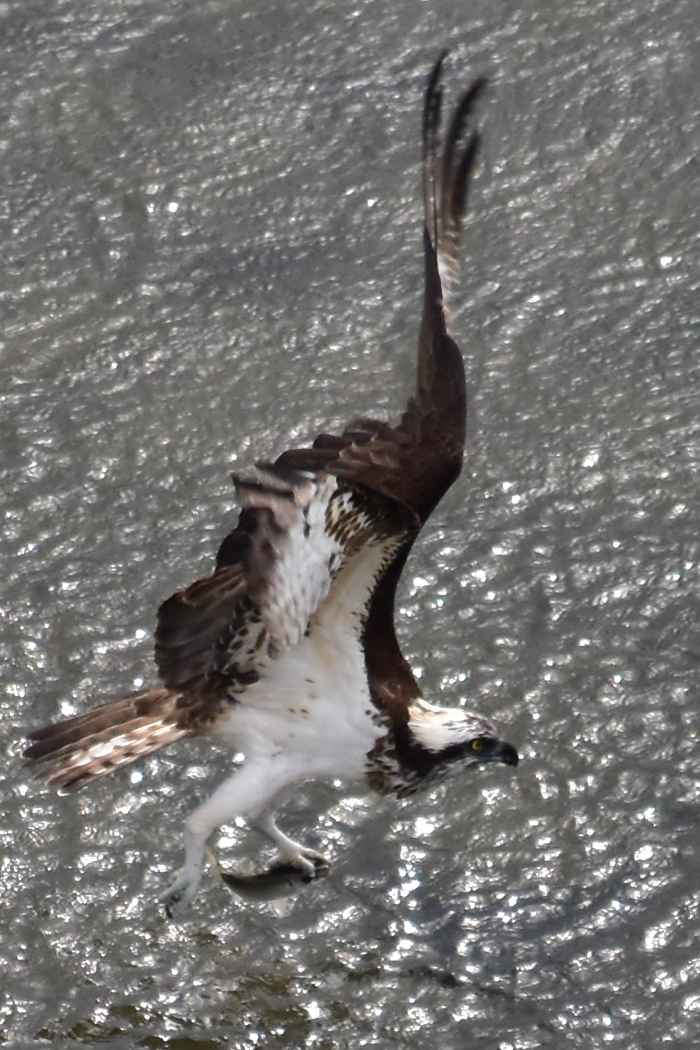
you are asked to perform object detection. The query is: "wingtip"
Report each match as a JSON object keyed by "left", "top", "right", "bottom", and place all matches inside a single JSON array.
[
  {"left": 423, "top": 50, "right": 448, "bottom": 144},
  {"left": 431, "top": 47, "right": 450, "bottom": 82}
]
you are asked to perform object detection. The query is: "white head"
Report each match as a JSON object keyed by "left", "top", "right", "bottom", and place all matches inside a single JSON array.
[{"left": 408, "top": 699, "right": 518, "bottom": 768}]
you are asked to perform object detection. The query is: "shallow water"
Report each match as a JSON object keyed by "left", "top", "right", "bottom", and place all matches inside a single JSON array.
[{"left": 2, "top": 1, "right": 700, "bottom": 1047}]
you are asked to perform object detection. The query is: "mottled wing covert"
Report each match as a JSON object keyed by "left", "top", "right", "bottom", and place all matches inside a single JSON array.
[{"left": 155, "top": 467, "right": 412, "bottom": 696}]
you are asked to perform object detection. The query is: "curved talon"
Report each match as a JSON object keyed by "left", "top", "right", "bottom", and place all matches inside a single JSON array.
[
  {"left": 299, "top": 855, "right": 331, "bottom": 884},
  {"left": 164, "top": 896, "right": 180, "bottom": 921},
  {"left": 159, "top": 868, "right": 201, "bottom": 919}
]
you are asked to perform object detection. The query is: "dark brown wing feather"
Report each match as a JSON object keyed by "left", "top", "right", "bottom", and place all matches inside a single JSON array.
[{"left": 155, "top": 565, "right": 248, "bottom": 690}]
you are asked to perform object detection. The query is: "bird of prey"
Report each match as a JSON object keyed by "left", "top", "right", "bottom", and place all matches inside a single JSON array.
[{"left": 24, "top": 53, "right": 518, "bottom": 917}]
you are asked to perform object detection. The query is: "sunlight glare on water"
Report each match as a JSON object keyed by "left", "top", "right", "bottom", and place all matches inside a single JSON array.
[{"left": 2, "top": 0, "right": 700, "bottom": 1047}]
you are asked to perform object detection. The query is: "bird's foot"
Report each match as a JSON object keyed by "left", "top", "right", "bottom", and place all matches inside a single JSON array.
[
  {"left": 289, "top": 848, "right": 330, "bottom": 884},
  {"left": 159, "top": 866, "right": 202, "bottom": 920}
]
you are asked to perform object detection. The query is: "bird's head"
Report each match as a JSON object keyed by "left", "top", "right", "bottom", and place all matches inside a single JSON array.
[{"left": 407, "top": 699, "right": 518, "bottom": 770}]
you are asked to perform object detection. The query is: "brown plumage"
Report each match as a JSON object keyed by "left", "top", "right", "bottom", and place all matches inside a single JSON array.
[
  {"left": 23, "top": 689, "right": 188, "bottom": 791},
  {"left": 24, "top": 55, "right": 518, "bottom": 915}
]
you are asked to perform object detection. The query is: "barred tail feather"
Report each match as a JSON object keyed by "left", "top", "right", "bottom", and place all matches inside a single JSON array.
[{"left": 23, "top": 688, "right": 189, "bottom": 792}]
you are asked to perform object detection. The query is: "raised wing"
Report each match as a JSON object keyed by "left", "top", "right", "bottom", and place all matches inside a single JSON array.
[
  {"left": 154, "top": 54, "right": 483, "bottom": 714},
  {"left": 278, "top": 52, "right": 484, "bottom": 524}
]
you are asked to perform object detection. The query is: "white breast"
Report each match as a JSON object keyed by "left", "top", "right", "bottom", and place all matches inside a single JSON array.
[{"left": 214, "top": 543, "right": 390, "bottom": 782}]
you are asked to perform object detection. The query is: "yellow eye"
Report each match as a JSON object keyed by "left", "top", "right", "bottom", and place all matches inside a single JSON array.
[{"left": 471, "top": 739, "right": 484, "bottom": 752}]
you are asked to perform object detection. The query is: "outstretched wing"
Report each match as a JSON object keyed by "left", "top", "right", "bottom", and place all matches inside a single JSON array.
[
  {"left": 278, "top": 52, "right": 484, "bottom": 522},
  {"left": 154, "top": 54, "right": 483, "bottom": 713}
]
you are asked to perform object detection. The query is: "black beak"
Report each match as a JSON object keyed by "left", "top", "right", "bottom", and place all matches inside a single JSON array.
[{"left": 491, "top": 740, "right": 519, "bottom": 767}]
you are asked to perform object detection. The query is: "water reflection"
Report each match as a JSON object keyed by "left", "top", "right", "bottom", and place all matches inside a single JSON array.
[{"left": 3, "top": 1, "right": 700, "bottom": 1047}]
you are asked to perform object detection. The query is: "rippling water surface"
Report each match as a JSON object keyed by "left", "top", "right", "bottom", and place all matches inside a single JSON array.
[{"left": 2, "top": 1, "right": 700, "bottom": 1047}]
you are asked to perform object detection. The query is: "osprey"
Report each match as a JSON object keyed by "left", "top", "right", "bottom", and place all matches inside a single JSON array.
[{"left": 24, "top": 53, "right": 518, "bottom": 917}]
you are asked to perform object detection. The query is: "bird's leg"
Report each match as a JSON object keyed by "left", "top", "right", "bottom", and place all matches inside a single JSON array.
[
  {"left": 250, "top": 811, "right": 329, "bottom": 881},
  {"left": 160, "top": 762, "right": 285, "bottom": 919}
]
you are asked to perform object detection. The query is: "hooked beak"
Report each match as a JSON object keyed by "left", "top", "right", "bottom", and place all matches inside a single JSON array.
[{"left": 490, "top": 740, "right": 519, "bottom": 767}]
